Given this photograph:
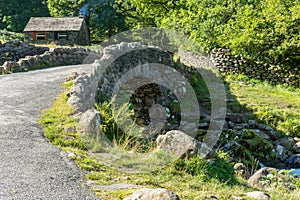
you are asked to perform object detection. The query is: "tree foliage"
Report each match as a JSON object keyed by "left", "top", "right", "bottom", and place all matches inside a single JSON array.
[
  {"left": 126, "top": 0, "right": 300, "bottom": 71},
  {"left": 0, "top": 0, "right": 50, "bottom": 32},
  {"left": 47, "top": 0, "right": 88, "bottom": 17}
]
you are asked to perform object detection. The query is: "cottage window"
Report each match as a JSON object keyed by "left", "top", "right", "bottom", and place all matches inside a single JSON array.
[
  {"left": 58, "top": 32, "right": 68, "bottom": 40},
  {"left": 36, "top": 32, "right": 46, "bottom": 40}
]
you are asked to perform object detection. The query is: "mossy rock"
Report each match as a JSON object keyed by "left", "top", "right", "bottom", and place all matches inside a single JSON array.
[
  {"left": 239, "top": 130, "right": 273, "bottom": 153},
  {"left": 218, "top": 130, "right": 236, "bottom": 146}
]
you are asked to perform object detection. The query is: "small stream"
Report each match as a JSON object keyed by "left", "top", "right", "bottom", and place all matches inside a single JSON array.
[{"left": 289, "top": 168, "right": 300, "bottom": 176}]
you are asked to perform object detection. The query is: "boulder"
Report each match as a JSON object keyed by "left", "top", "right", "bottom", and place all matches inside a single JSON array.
[
  {"left": 156, "top": 130, "right": 215, "bottom": 159},
  {"left": 245, "top": 191, "right": 270, "bottom": 200},
  {"left": 124, "top": 188, "right": 180, "bottom": 200},
  {"left": 248, "top": 167, "right": 278, "bottom": 188}
]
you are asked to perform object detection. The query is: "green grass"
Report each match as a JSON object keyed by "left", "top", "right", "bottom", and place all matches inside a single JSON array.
[
  {"left": 39, "top": 80, "right": 300, "bottom": 200},
  {"left": 225, "top": 74, "right": 300, "bottom": 137}
]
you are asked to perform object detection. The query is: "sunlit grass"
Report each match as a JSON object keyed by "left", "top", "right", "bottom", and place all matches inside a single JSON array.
[{"left": 225, "top": 74, "right": 300, "bottom": 137}]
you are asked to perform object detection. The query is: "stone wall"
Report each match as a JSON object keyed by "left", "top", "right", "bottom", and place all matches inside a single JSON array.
[
  {"left": 68, "top": 42, "right": 300, "bottom": 169},
  {"left": 210, "top": 48, "right": 300, "bottom": 87},
  {"left": 0, "top": 40, "right": 49, "bottom": 66},
  {"left": 0, "top": 47, "right": 102, "bottom": 73}
]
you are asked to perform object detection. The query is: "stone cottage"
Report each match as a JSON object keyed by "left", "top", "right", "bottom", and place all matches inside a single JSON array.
[{"left": 23, "top": 17, "right": 89, "bottom": 45}]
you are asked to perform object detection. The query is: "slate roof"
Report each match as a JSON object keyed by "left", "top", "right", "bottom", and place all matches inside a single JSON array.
[{"left": 24, "top": 17, "right": 85, "bottom": 32}]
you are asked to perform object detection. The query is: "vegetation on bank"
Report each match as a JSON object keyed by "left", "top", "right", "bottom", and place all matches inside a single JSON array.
[
  {"left": 0, "top": 29, "right": 24, "bottom": 42},
  {"left": 225, "top": 74, "right": 300, "bottom": 138},
  {"left": 40, "top": 80, "right": 300, "bottom": 199}
]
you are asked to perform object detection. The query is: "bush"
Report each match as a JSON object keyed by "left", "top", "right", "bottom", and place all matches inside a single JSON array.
[{"left": 174, "top": 151, "right": 236, "bottom": 184}]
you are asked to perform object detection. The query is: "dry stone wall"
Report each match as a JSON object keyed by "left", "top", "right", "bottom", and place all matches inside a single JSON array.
[
  {"left": 0, "top": 47, "right": 102, "bottom": 73},
  {"left": 0, "top": 40, "right": 49, "bottom": 66},
  {"left": 210, "top": 48, "right": 300, "bottom": 87}
]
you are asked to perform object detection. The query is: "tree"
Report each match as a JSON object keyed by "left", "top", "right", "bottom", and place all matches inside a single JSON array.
[
  {"left": 0, "top": 0, "right": 50, "bottom": 32},
  {"left": 47, "top": 0, "right": 130, "bottom": 41},
  {"left": 90, "top": 0, "right": 129, "bottom": 41},
  {"left": 47, "top": 0, "right": 88, "bottom": 17},
  {"left": 220, "top": 0, "right": 300, "bottom": 68}
]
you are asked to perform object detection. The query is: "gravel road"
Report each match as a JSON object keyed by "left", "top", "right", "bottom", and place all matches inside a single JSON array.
[{"left": 0, "top": 65, "right": 99, "bottom": 200}]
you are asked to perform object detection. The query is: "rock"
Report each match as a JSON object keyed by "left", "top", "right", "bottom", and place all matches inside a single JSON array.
[
  {"left": 79, "top": 108, "right": 101, "bottom": 136},
  {"left": 228, "top": 113, "right": 244, "bottom": 123},
  {"left": 257, "top": 124, "right": 278, "bottom": 139},
  {"left": 277, "top": 137, "right": 295, "bottom": 151},
  {"left": 234, "top": 162, "right": 249, "bottom": 178},
  {"left": 2, "top": 61, "right": 20, "bottom": 72},
  {"left": 21, "top": 42, "right": 29, "bottom": 47},
  {"left": 252, "top": 129, "right": 270, "bottom": 140},
  {"left": 65, "top": 72, "right": 79, "bottom": 82},
  {"left": 231, "top": 196, "right": 244, "bottom": 200},
  {"left": 244, "top": 191, "right": 270, "bottom": 200},
  {"left": 294, "top": 137, "right": 300, "bottom": 143},
  {"left": 67, "top": 152, "right": 76, "bottom": 159},
  {"left": 248, "top": 120, "right": 257, "bottom": 129},
  {"left": 124, "top": 188, "right": 180, "bottom": 200},
  {"left": 0, "top": 66, "right": 4, "bottom": 74},
  {"left": 292, "top": 141, "right": 300, "bottom": 153},
  {"left": 156, "top": 130, "right": 215, "bottom": 159},
  {"left": 248, "top": 167, "right": 278, "bottom": 188},
  {"left": 285, "top": 154, "right": 300, "bottom": 168},
  {"left": 273, "top": 144, "right": 290, "bottom": 162}
]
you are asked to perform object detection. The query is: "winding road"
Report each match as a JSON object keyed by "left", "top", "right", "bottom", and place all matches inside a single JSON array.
[{"left": 0, "top": 65, "right": 99, "bottom": 199}]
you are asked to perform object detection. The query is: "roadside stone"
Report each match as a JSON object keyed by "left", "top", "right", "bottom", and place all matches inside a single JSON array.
[
  {"left": 79, "top": 109, "right": 101, "bottom": 136},
  {"left": 124, "top": 188, "right": 180, "bottom": 200},
  {"left": 244, "top": 191, "right": 270, "bottom": 200},
  {"left": 67, "top": 152, "right": 76, "bottom": 159},
  {"left": 2, "top": 61, "right": 20, "bottom": 72}
]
